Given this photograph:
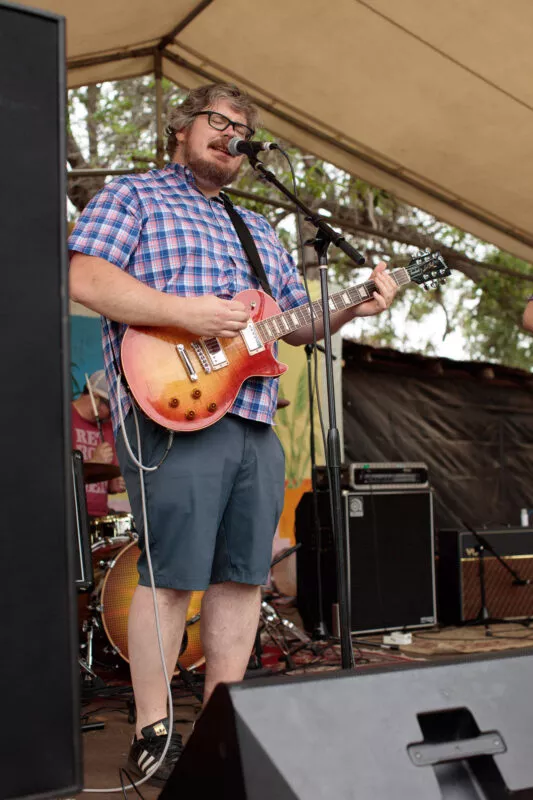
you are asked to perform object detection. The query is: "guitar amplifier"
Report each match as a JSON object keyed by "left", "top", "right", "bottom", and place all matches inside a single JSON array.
[
  {"left": 437, "top": 527, "right": 533, "bottom": 624},
  {"left": 350, "top": 462, "right": 429, "bottom": 490},
  {"left": 296, "top": 488, "right": 436, "bottom": 634}
]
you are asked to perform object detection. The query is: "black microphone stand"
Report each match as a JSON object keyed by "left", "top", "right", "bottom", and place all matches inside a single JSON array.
[
  {"left": 245, "top": 154, "right": 365, "bottom": 669},
  {"left": 460, "top": 518, "right": 532, "bottom": 635},
  {"left": 305, "top": 342, "right": 328, "bottom": 640}
]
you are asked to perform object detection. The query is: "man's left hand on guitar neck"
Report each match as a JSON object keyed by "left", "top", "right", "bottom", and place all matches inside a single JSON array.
[{"left": 283, "top": 262, "right": 398, "bottom": 347}]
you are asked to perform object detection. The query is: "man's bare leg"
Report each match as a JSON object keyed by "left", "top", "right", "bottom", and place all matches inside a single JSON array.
[
  {"left": 200, "top": 582, "right": 261, "bottom": 705},
  {"left": 128, "top": 584, "right": 191, "bottom": 736}
]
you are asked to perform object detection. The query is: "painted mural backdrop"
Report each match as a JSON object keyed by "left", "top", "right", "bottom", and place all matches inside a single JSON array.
[
  {"left": 271, "top": 339, "right": 325, "bottom": 596},
  {"left": 71, "top": 313, "right": 102, "bottom": 397}
]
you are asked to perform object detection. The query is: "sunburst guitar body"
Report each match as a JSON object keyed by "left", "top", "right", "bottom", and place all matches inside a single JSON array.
[{"left": 121, "top": 289, "right": 287, "bottom": 432}]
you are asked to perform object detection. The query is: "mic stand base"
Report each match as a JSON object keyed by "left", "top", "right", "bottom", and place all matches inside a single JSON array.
[{"left": 311, "top": 622, "right": 329, "bottom": 641}]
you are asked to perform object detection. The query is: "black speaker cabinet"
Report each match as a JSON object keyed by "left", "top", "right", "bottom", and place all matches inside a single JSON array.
[
  {"left": 296, "top": 489, "right": 436, "bottom": 634},
  {"left": 437, "top": 527, "right": 533, "bottom": 625},
  {"left": 0, "top": 3, "right": 81, "bottom": 798},
  {"left": 160, "top": 652, "right": 533, "bottom": 799}
]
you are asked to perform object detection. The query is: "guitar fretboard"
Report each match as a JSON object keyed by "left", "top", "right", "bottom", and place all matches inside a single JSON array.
[{"left": 256, "top": 267, "right": 411, "bottom": 343}]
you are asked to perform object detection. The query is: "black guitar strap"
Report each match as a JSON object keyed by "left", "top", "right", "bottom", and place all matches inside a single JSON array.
[{"left": 219, "top": 192, "right": 274, "bottom": 298}]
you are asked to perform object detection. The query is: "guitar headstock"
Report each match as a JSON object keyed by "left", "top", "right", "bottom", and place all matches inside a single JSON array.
[{"left": 407, "top": 249, "right": 451, "bottom": 291}]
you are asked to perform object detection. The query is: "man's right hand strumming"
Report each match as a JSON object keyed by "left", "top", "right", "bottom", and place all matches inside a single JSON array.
[
  {"left": 184, "top": 295, "right": 250, "bottom": 338},
  {"left": 70, "top": 253, "right": 250, "bottom": 338}
]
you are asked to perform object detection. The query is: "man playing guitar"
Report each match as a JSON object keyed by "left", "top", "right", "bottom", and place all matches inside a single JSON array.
[{"left": 69, "top": 82, "right": 398, "bottom": 783}]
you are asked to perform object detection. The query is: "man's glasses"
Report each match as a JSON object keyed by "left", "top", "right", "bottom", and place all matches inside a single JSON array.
[{"left": 193, "top": 110, "right": 255, "bottom": 141}]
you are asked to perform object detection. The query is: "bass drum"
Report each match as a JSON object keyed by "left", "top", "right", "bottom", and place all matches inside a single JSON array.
[{"left": 100, "top": 539, "right": 204, "bottom": 671}]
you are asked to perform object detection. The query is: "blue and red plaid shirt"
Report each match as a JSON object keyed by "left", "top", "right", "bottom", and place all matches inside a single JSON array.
[{"left": 69, "top": 163, "right": 308, "bottom": 433}]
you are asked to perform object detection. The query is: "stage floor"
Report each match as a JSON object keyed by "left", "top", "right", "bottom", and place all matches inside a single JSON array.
[
  {"left": 71, "top": 619, "right": 533, "bottom": 800},
  {"left": 75, "top": 691, "right": 197, "bottom": 800}
]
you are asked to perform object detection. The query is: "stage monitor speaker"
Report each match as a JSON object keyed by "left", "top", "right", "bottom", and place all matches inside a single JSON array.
[
  {"left": 0, "top": 3, "right": 81, "bottom": 799},
  {"left": 295, "top": 489, "right": 436, "bottom": 634},
  {"left": 437, "top": 527, "right": 533, "bottom": 625},
  {"left": 160, "top": 652, "right": 533, "bottom": 799}
]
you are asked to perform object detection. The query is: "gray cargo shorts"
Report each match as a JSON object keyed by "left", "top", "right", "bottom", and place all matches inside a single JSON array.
[{"left": 115, "top": 410, "right": 286, "bottom": 590}]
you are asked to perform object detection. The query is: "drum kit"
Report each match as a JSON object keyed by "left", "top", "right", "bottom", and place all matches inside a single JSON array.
[{"left": 78, "top": 463, "right": 204, "bottom": 688}]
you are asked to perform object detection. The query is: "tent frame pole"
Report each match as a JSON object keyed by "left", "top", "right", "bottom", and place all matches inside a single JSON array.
[{"left": 154, "top": 50, "right": 164, "bottom": 169}]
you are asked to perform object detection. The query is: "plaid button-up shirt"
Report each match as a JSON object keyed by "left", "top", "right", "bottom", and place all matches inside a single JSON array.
[{"left": 69, "top": 163, "right": 308, "bottom": 433}]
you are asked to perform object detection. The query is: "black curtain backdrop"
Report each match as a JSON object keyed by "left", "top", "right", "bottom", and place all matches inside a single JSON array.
[{"left": 342, "top": 342, "right": 533, "bottom": 531}]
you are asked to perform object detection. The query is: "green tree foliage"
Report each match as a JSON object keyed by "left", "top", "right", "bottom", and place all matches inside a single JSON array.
[
  {"left": 457, "top": 251, "right": 533, "bottom": 368},
  {"left": 67, "top": 76, "right": 533, "bottom": 369}
]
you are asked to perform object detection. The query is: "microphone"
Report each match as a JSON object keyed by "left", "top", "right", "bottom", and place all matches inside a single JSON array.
[{"left": 228, "top": 137, "right": 279, "bottom": 158}]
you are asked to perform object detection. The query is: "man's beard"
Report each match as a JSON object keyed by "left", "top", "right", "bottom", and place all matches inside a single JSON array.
[{"left": 183, "top": 136, "right": 241, "bottom": 188}]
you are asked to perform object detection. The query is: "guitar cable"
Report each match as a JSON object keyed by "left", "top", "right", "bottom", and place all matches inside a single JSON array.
[{"left": 82, "top": 375, "right": 174, "bottom": 794}]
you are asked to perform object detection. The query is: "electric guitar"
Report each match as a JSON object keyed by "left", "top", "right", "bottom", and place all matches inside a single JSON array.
[{"left": 120, "top": 250, "right": 450, "bottom": 432}]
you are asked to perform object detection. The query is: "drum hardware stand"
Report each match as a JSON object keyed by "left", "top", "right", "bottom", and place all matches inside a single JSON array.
[
  {"left": 79, "top": 622, "right": 107, "bottom": 731},
  {"left": 258, "top": 597, "right": 315, "bottom": 671},
  {"left": 246, "top": 627, "right": 273, "bottom": 676},
  {"left": 172, "top": 661, "right": 204, "bottom": 704},
  {"left": 79, "top": 615, "right": 107, "bottom": 689},
  {"left": 79, "top": 656, "right": 106, "bottom": 691},
  {"left": 79, "top": 599, "right": 122, "bottom": 693},
  {"left": 260, "top": 543, "right": 327, "bottom": 670},
  {"left": 166, "top": 616, "right": 205, "bottom": 703}
]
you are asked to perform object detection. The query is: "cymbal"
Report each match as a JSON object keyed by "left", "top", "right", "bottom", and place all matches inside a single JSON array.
[
  {"left": 83, "top": 462, "right": 121, "bottom": 483},
  {"left": 276, "top": 398, "right": 291, "bottom": 410}
]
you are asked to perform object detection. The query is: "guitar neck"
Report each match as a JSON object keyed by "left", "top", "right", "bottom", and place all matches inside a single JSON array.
[{"left": 256, "top": 267, "right": 411, "bottom": 343}]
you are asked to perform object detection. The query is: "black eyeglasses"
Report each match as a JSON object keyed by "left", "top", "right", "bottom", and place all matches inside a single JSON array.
[{"left": 192, "top": 110, "right": 255, "bottom": 141}]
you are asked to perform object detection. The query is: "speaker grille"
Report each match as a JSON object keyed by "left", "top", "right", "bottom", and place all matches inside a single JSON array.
[
  {"left": 438, "top": 528, "right": 533, "bottom": 623},
  {"left": 296, "top": 489, "right": 436, "bottom": 634},
  {"left": 462, "top": 557, "right": 533, "bottom": 619}
]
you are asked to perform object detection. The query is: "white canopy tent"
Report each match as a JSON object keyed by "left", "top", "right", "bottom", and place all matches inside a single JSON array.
[{"left": 33, "top": 0, "right": 533, "bottom": 262}]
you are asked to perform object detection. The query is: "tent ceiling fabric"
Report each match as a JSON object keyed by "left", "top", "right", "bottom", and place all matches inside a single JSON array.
[{"left": 33, "top": 0, "right": 533, "bottom": 263}]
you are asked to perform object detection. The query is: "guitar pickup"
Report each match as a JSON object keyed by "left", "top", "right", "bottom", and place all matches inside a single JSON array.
[
  {"left": 240, "top": 321, "right": 265, "bottom": 355},
  {"left": 200, "top": 337, "right": 228, "bottom": 370}
]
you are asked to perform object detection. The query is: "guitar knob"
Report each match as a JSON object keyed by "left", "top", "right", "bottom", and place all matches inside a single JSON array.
[
  {"left": 168, "top": 397, "right": 179, "bottom": 408},
  {"left": 207, "top": 402, "right": 217, "bottom": 413},
  {"left": 191, "top": 389, "right": 201, "bottom": 399},
  {"left": 186, "top": 410, "right": 196, "bottom": 420}
]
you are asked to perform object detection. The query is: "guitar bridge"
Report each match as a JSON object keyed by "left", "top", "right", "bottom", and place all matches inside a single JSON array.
[
  {"left": 176, "top": 344, "right": 198, "bottom": 382},
  {"left": 191, "top": 341, "right": 212, "bottom": 374}
]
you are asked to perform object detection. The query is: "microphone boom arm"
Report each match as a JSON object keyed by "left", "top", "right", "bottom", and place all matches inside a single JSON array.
[{"left": 244, "top": 156, "right": 365, "bottom": 266}]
